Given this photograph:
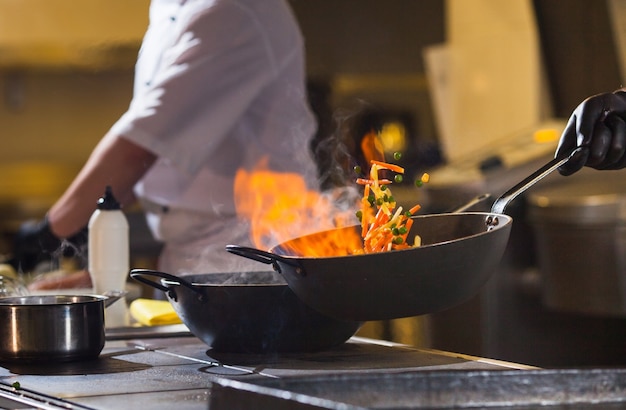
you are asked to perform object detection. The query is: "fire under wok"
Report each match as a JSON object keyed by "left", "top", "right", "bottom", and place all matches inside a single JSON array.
[{"left": 227, "top": 149, "right": 582, "bottom": 322}]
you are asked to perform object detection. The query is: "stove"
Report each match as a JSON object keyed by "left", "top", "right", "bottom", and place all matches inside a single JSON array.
[
  {"left": 0, "top": 328, "right": 624, "bottom": 409},
  {"left": 0, "top": 326, "right": 529, "bottom": 410}
]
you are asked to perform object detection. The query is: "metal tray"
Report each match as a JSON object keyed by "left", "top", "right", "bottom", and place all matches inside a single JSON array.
[
  {"left": 105, "top": 324, "right": 192, "bottom": 340},
  {"left": 209, "top": 368, "right": 626, "bottom": 409}
]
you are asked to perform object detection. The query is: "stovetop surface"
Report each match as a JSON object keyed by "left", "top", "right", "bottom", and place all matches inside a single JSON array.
[
  {"left": 0, "top": 331, "right": 524, "bottom": 409},
  {"left": 3, "top": 332, "right": 625, "bottom": 409}
]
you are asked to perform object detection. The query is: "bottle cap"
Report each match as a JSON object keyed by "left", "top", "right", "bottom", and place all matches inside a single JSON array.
[{"left": 97, "top": 186, "right": 121, "bottom": 210}]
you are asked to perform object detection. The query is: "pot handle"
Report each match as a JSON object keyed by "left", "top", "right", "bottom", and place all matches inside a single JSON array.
[
  {"left": 129, "top": 269, "right": 204, "bottom": 302},
  {"left": 102, "top": 290, "right": 127, "bottom": 308},
  {"left": 225, "top": 245, "right": 299, "bottom": 268}
]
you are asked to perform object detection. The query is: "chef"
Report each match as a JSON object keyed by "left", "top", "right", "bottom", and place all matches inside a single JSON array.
[
  {"left": 556, "top": 88, "right": 626, "bottom": 175},
  {"left": 13, "top": 0, "right": 319, "bottom": 287}
]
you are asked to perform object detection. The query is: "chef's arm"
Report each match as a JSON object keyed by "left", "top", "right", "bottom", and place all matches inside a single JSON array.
[
  {"left": 11, "top": 132, "right": 156, "bottom": 272},
  {"left": 556, "top": 87, "right": 626, "bottom": 175},
  {"left": 47, "top": 131, "right": 156, "bottom": 238}
]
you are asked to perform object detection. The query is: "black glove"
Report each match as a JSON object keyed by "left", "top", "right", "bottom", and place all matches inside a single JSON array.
[
  {"left": 12, "top": 215, "right": 87, "bottom": 273},
  {"left": 556, "top": 90, "right": 626, "bottom": 176}
]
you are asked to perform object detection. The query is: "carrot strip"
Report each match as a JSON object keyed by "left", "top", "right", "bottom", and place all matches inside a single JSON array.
[
  {"left": 409, "top": 204, "right": 421, "bottom": 215},
  {"left": 399, "top": 218, "right": 414, "bottom": 244},
  {"left": 356, "top": 178, "right": 392, "bottom": 185},
  {"left": 370, "top": 160, "right": 405, "bottom": 174},
  {"left": 405, "top": 218, "right": 414, "bottom": 232},
  {"left": 371, "top": 232, "right": 391, "bottom": 252},
  {"left": 373, "top": 208, "right": 389, "bottom": 227},
  {"left": 393, "top": 243, "right": 410, "bottom": 250}
]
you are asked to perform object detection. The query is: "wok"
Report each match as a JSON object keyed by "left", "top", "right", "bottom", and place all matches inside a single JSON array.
[
  {"left": 129, "top": 270, "right": 362, "bottom": 354},
  {"left": 227, "top": 149, "right": 581, "bottom": 322}
]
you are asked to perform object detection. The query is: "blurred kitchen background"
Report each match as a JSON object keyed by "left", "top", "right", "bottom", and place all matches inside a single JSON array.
[{"left": 3, "top": 0, "right": 626, "bottom": 368}]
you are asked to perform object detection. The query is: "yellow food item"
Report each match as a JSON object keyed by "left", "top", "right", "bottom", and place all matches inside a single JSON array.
[{"left": 130, "top": 298, "right": 182, "bottom": 326}]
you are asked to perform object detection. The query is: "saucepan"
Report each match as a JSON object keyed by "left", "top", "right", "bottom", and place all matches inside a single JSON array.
[
  {"left": 130, "top": 270, "right": 362, "bottom": 354},
  {"left": 0, "top": 291, "right": 124, "bottom": 362},
  {"left": 226, "top": 149, "right": 582, "bottom": 322}
]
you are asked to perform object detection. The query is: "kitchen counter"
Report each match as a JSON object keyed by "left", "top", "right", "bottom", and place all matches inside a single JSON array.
[
  {"left": 2, "top": 327, "right": 626, "bottom": 409},
  {"left": 0, "top": 327, "right": 533, "bottom": 410}
]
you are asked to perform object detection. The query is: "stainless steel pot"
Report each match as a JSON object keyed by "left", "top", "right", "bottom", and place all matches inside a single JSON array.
[
  {"left": 0, "top": 293, "right": 122, "bottom": 362},
  {"left": 528, "top": 169, "right": 626, "bottom": 316}
]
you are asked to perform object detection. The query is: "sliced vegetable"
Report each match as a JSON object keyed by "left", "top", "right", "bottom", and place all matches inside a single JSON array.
[
  {"left": 370, "top": 160, "right": 405, "bottom": 174},
  {"left": 354, "top": 158, "right": 429, "bottom": 253},
  {"left": 356, "top": 178, "right": 392, "bottom": 186}
]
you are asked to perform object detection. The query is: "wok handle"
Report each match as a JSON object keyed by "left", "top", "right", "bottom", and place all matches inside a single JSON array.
[
  {"left": 490, "top": 147, "right": 583, "bottom": 215},
  {"left": 225, "top": 245, "right": 299, "bottom": 267},
  {"left": 129, "top": 269, "right": 203, "bottom": 302}
]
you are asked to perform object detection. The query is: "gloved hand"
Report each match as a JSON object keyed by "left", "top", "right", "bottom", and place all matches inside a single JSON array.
[
  {"left": 556, "top": 90, "right": 626, "bottom": 175},
  {"left": 12, "top": 216, "right": 87, "bottom": 273}
]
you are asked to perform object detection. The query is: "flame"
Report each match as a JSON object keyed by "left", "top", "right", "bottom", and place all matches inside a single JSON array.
[
  {"left": 232, "top": 129, "right": 419, "bottom": 258},
  {"left": 360, "top": 130, "right": 385, "bottom": 164},
  {"left": 233, "top": 159, "right": 362, "bottom": 257}
]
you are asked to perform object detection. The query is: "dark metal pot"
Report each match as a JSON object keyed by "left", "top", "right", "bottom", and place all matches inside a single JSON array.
[
  {"left": 227, "top": 149, "right": 582, "bottom": 322},
  {"left": 130, "top": 270, "right": 362, "bottom": 354},
  {"left": 0, "top": 294, "right": 122, "bottom": 363}
]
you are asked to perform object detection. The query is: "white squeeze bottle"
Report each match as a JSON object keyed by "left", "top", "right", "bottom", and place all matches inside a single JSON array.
[{"left": 88, "top": 186, "right": 130, "bottom": 328}]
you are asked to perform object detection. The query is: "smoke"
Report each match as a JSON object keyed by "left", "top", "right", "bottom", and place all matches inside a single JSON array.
[
  {"left": 218, "top": 271, "right": 286, "bottom": 285},
  {"left": 310, "top": 107, "right": 357, "bottom": 191}
]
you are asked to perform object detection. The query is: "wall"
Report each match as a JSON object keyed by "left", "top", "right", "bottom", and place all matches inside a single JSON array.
[
  {"left": 534, "top": 0, "right": 622, "bottom": 117},
  {"left": 0, "top": 1, "right": 620, "bottom": 165},
  {"left": 0, "top": 1, "right": 444, "bottom": 164},
  {"left": 1, "top": 70, "right": 134, "bottom": 165}
]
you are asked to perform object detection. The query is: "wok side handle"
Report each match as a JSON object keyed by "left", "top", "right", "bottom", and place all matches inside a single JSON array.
[
  {"left": 452, "top": 193, "right": 491, "bottom": 213},
  {"left": 490, "top": 147, "right": 583, "bottom": 215},
  {"left": 129, "top": 269, "right": 203, "bottom": 302},
  {"left": 225, "top": 245, "right": 299, "bottom": 267}
]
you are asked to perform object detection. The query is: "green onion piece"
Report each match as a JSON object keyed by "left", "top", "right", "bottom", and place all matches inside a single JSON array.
[
  {"left": 381, "top": 185, "right": 387, "bottom": 191},
  {"left": 392, "top": 227, "right": 400, "bottom": 235},
  {"left": 355, "top": 210, "right": 363, "bottom": 221},
  {"left": 12, "top": 381, "right": 20, "bottom": 389},
  {"left": 394, "top": 175, "right": 403, "bottom": 183},
  {"left": 405, "top": 211, "right": 412, "bottom": 217},
  {"left": 354, "top": 165, "right": 362, "bottom": 175},
  {"left": 393, "top": 152, "right": 402, "bottom": 160},
  {"left": 376, "top": 198, "right": 384, "bottom": 206},
  {"left": 393, "top": 236, "right": 404, "bottom": 245},
  {"left": 415, "top": 180, "right": 423, "bottom": 187},
  {"left": 398, "top": 226, "right": 408, "bottom": 235},
  {"left": 388, "top": 196, "right": 395, "bottom": 203}
]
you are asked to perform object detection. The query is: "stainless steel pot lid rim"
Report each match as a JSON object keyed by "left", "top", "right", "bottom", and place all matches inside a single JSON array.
[{"left": 0, "top": 294, "right": 107, "bottom": 305}]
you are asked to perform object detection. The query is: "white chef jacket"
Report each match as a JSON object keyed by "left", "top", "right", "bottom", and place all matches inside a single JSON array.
[{"left": 109, "top": 0, "right": 318, "bottom": 274}]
